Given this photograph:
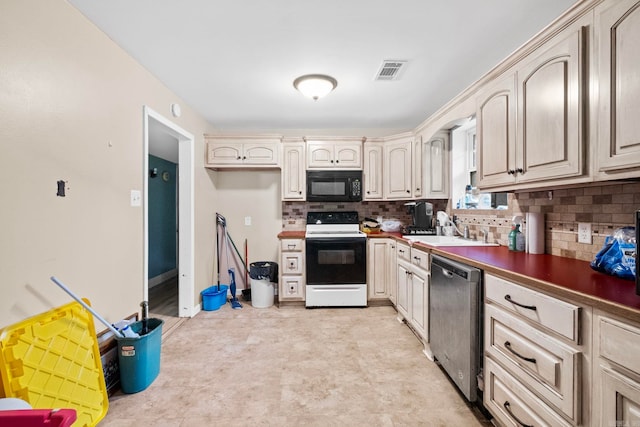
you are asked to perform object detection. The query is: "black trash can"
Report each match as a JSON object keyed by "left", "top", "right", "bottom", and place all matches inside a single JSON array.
[{"left": 249, "top": 262, "right": 278, "bottom": 308}]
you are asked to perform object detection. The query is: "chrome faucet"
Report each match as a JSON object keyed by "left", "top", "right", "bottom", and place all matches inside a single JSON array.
[
  {"left": 463, "top": 225, "right": 470, "bottom": 239},
  {"left": 479, "top": 228, "right": 489, "bottom": 243}
]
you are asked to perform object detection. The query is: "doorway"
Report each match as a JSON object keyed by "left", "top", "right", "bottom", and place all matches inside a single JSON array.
[{"left": 143, "top": 106, "right": 195, "bottom": 325}]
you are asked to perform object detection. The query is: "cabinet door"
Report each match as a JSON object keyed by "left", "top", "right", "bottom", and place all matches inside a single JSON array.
[
  {"left": 307, "top": 142, "right": 334, "bottom": 168},
  {"left": 363, "top": 144, "right": 384, "bottom": 200},
  {"left": 206, "top": 143, "right": 243, "bottom": 165},
  {"left": 384, "top": 140, "right": 412, "bottom": 199},
  {"left": 601, "top": 367, "right": 640, "bottom": 427},
  {"left": 281, "top": 275, "right": 305, "bottom": 300},
  {"left": 396, "top": 262, "right": 410, "bottom": 319},
  {"left": 334, "top": 143, "right": 362, "bottom": 168},
  {"left": 282, "top": 252, "right": 303, "bottom": 275},
  {"left": 424, "top": 132, "right": 449, "bottom": 199},
  {"left": 281, "top": 143, "right": 306, "bottom": 200},
  {"left": 367, "top": 239, "right": 390, "bottom": 299},
  {"left": 243, "top": 143, "right": 278, "bottom": 165},
  {"left": 516, "top": 17, "right": 587, "bottom": 184},
  {"left": 596, "top": 0, "right": 640, "bottom": 176},
  {"left": 410, "top": 270, "right": 427, "bottom": 340},
  {"left": 388, "top": 241, "right": 397, "bottom": 305},
  {"left": 477, "top": 72, "right": 517, "bottom": 188},
  {"left": 412, "top": 135, "right": 423, "bottom": 198}
]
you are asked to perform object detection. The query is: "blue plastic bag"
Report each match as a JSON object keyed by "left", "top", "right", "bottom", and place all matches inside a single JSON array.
[{"left": 590, "top": 227, "right": 636, "bottom": 281}]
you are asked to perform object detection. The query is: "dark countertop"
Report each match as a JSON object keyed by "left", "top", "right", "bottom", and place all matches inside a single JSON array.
[{"left": 278, "top": 230, "right": 640, "bottom": 322}]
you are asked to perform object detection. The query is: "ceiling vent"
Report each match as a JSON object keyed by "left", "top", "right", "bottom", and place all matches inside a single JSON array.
[{"left": 375, "top": 60, "right": 407, "bottom": 81}]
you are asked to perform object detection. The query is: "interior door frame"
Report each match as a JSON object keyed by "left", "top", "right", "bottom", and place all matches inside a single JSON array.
[{"left": 143, "top": 106, "right": 195, "bottom": 317}]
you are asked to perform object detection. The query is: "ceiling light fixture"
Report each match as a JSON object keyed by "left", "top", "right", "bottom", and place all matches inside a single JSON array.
[{"left": 293, "top": 74, "right": 337, "bottom": 101}]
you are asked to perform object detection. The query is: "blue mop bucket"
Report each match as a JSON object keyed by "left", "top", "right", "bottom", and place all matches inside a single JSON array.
[{"left": 201, "top": 285, "right": 228, "bottom": 311}]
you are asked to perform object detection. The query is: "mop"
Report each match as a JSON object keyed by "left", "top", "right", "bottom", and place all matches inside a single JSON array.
[{"left": 216, "top": 213, "right": 242, "bottom": 309}]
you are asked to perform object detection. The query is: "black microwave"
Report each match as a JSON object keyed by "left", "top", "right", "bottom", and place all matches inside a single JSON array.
[{"left": 306, "top": 170, "right": 362, "bottom": 202}]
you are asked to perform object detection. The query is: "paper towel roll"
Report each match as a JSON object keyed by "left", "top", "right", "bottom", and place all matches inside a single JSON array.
[{"left": 526, "top": 212, "right": 545, "bottom": 254}]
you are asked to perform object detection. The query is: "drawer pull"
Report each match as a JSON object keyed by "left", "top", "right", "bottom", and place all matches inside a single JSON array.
[
  {"left": 504, "top": 294, "right": 537, "bottom": 311},
  {"left": 287, "top": 244, "right": 295, "bottom": 249},
  {"left": 413, "top": 256, "right": 421, "bottom": 261},
  {"left": 503, "top": 401, "right": 533, "bottom": 427},
  {"left": 504, "top": 341, "right": 536, "bottom": 364}
]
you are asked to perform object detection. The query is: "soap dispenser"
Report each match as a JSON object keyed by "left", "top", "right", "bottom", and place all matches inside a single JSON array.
[{"left": 508, "top": 216, "right": 526, "bottom": 251}]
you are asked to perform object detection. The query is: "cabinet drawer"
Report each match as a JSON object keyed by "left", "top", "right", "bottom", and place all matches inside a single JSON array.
[
  {"left": 485, "top": 357, "right": 572, "bottom": 427},
  {"left": 396, "top": 242, "right": 411, "bottom": 263},
  {"left": 599, "top": 316, "right": 640, "bottom": 376},
  {"left": 280, "top": 239, "right": 303, "bottom": 252},
  {"left": 410, "top": 247, "right": 429, "bottom": 271},
  {"left": 486, "top": 304, "right": 580, "bottom": 421},
  {"left": 601, "top": 366, "right": 640, "bottom": 427},
  {"left": 281, "top": 275, "right": 304, "bottom": 300},
  {"left": 485, "top": 274, "right": 580, "bottom": 342},
  {"left": 281, "top": 252, "right": 303, "bottom": 275}
]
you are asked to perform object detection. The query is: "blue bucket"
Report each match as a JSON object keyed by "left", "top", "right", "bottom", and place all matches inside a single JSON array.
[{"left": 201, "top": 285, "right": 228, "bottom": 311}]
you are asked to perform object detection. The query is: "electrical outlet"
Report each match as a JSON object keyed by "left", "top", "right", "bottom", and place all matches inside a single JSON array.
[
  {"left": 578, "top": 222, "right": 592, "bottom": 244},
  {"left": 244, "top": 216, "right": 251, "bottom": 226}
]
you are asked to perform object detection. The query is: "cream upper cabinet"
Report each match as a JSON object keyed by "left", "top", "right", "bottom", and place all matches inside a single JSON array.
[
  {"left": 477, "top": 71, "right": 518, "bottom": 188},
  {"left": 205, "top": 136, "right": 280, "bottom": 168},
  {"left": 477, "top": 14, "right": 590, "bottom": 190},
  {"left": 281, "top": 141, "right": 305, "bottom": 200},
  {"left": 595, "top": 0, "right": 640, "bottom": 179},
  {"left": 515, "top": 15, "right": 588, "bottom": 185},
  {"left": 412, "top": 135, "right": 423, "bottom": 199},
  {"left": 384, "top": 137, "right": 412, "bottom": 199},
  {"left": 306, "top": 140, "right": 362, "bottom": 169},
  {"left": 422, "top": 131, "right": 450, "bottom": 199},
  {"left": 363, "top": 142, "right": 384, "bottom": 200}
]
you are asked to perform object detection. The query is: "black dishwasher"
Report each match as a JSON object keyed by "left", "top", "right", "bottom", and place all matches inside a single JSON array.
[{"left": 430, "top": 254, "right": 483, "bottom": 403}]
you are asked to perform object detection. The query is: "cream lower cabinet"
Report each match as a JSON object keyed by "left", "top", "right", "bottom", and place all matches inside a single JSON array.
[
  {"left": 396, "top": 242, "right": 429, "bottom": 342},
  {"left": 278, "top": 238, "right": 305, "bottom": 301},
  {"left": 484, "top": 274, "right": 589, "bottom": 426},
  {"left": 593, "top": 311, "right": 640, "bottom": 427},
  {"left": 366, "top": 238, "right": 395, "bottom": 302}
]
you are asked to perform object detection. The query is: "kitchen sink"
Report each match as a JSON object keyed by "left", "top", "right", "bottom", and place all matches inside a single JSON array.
[{"left": 402, "top": 235, "right": 499, "bottom": 247}]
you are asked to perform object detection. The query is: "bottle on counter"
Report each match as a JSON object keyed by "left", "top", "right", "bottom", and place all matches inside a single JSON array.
[{"left": 508, "top": 215, "right": 526, "bottom": 252}]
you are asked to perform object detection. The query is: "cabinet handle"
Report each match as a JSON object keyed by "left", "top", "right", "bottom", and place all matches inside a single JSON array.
[
  {"left": 516, "top": 168, "right": 523, "bottom": 174},
  {"left": 330, "top": 160, "right": 334, "bottom": 163},
  {"left": 504, "top": 294, "right": 537, "bottom": 311},
  {"left": 243, "top": 156, "right": 247, "bottom": 160},
  {"left": 367, "top": 191, "right": 371, "bottom": 194},
  {"left": 398, "top": 249, "right": 405, "bottom": 254},
  {"left": 416, "top": 188, "right": 420, "bottom": 191},
  {"left": 504, "top": 341, "right": 537, "bottom": 364},
  {"left": 336, "top": 160, "right": 339, "bottom": 163},
  {"left": 413, "top": 256, "right": 421, "bottom": 262},
  {"left": 507, "top": 169, "right": 516, "bottom": 175},
  {"left": 237, "top": 156, "right": 242, "bottom": 160},
  {"left": 406, "top": 190, "right": 410, "bottom": 193},
  {"left": 287, "top": 244, "right": 295, "bottom": 249},
  {"left": 503, "top": 401, "right": 533, "bottom": 427}
]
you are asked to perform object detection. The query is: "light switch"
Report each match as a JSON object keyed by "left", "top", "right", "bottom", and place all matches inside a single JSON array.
[{"left": 130, "top": 190, "right": 142, "bottom": 207}]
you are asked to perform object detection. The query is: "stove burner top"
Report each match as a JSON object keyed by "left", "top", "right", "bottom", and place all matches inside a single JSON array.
[{"left": 403, "top": 226, "right": 437, "bottom": 236}]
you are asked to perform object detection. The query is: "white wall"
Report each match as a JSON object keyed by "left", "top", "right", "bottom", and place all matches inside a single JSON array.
[{"left": 0, "top": 0, "right": 218, "bottom": 327}]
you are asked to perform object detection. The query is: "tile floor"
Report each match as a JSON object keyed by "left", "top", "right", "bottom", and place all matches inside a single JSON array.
[{"left": 100, "top": 303, "right": 492, "bottom": 426}]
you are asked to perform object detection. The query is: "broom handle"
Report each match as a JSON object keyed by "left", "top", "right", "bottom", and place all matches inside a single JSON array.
[{"left": 50, "top": 276, "right": 125, "bottom": 338}]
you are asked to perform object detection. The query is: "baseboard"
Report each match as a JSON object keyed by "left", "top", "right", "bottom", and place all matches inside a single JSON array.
[{"left": 149, "top": 269, "right": 178, "bottom": 288}]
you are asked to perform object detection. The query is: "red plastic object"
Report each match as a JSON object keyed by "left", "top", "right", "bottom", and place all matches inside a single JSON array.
[{"left": 0, "top": 409, "right": 77, "bottom": 427}]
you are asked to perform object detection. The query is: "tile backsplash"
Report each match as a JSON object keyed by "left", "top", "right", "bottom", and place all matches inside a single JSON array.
[
  {"left": 282, "top": 182, "right": 639, "bottom": 263},
  {"left": 455, "top": 182, "right": 640, "bottom": 261}
]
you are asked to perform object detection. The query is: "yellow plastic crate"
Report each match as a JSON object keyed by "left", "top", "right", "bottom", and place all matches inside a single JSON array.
[{"left": 0, "top": 300, "right": 109, "bottom": 426}]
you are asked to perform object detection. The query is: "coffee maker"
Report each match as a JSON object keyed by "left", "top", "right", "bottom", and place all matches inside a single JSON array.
[{"left": 404, "top": 202, "right": 436, "bottom": 235}]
